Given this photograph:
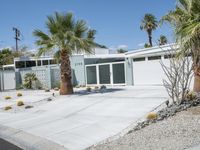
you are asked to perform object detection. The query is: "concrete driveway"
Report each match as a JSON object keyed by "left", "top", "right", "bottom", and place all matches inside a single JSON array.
[{"left": 0, "top": 86, "right": 167, "bottom": 150}]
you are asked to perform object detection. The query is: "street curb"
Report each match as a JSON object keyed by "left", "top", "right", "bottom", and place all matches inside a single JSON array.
[{"left": 0, "top": 124, "right": 68, "bottom": 150}]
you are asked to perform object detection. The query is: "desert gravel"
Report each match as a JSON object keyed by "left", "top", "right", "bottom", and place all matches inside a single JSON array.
[{"left": 87, "top": 106, "right": 200, "bottom": 150}]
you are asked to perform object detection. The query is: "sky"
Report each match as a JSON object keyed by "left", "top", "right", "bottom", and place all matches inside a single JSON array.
[{"left": 0, "top": 0, "right": 176, "bottom": 51}]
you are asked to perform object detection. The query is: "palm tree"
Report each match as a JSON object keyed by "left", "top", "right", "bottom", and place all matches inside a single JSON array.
[
  {"left": 162, "top": 0, "right": 200, "bottom": 92},
  {"left": 140, "top": 14, "right": 158, "bottom": 47},
  {"left": 159, "top": 35, "right": 168, "bottom": 45},
  {"left": 33, "top": 12, "right": 96, "bottom": 95},
  {"left": 24, "top": 73, "right": 38, "bottom": 89}
]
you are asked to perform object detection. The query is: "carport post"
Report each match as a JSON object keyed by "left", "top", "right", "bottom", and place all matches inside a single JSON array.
[{"left": 96, "top": 64, "right": 100, "bottom": 85}]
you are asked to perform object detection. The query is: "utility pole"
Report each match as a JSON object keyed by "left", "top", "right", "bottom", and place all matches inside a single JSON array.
[{"left": 13, "top": 27, "right": 20, "bottom": 51}]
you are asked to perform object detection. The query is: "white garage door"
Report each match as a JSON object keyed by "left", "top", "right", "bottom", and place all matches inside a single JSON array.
[{"left": 133, "top": 59, "right": 170, "bottom": 85}]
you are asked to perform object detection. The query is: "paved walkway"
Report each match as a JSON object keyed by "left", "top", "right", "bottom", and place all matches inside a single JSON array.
[{"left": 0, "top": 86, "right": 167, "bottom": 150}]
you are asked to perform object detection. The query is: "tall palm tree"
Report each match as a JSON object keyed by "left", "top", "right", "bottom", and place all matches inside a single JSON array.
[
  {"left": 162, "top": 0, "right": 200, "bottom": 92},
  {"left": 33, "top": 12, "right": 96, "bottom": 95},
  {"left": 140, "top": 14, "right": 158, "bottom": 47},
  {"left": 159, "top": 35, "right": 168, "bottom": 45}
]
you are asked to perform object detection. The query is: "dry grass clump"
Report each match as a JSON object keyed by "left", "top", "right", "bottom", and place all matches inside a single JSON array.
[
  {"left": 146, "top": 112, "right": 157, "bottom": 120},
  {"left": 186, "top": 91, "right": 196, "bottom": 101},
  {"left": 17, "top": 93, "right": 23, "bottom": 97},
  {"left": 5, "top": 96, "right": 11, "bottom": 100},
  {"left": 4, "top": 106, "right": 12, "bottom": 111},
  {"left": 17, "top": 101, "right": 24, "bottom": 106}
]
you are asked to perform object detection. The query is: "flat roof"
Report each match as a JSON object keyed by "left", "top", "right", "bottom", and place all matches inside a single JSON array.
[{"left": 125, "top": 43, "right": 178, "bottom": 58}]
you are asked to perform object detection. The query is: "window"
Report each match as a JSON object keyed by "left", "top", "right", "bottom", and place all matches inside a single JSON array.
[
  {"left": 133, "top": 57, "right": 145, "bottom": 62},
  {"left": 50, "top": 59, "right": 57, "bottom": 65},
  {"left": 164, "top": 54, "right": 175, "bottom": 59},
  {"left": 42, "top": 60, "right": 48, "bottom": 65},
  {"left": 15, "top": 61, "right": 25, "bottom": 68},
  {"left": 26, "top": 61, "right": 36, "bottom": 68},
  {"left": 37, "top": 60, "right": 41, "bottom": 66},
  {"left": 148, "top": 56, "right": 161, "bottom": 60}
]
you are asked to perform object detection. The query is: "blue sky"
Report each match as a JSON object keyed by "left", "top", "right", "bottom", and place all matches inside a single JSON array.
[{"left": 0, "top": 0, "right": 176, "bottom": 51}]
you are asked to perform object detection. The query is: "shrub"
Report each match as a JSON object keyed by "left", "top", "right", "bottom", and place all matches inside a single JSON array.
[
  {"left": 94, "top": 86, "right": 99, "bottom": 90},
  {"left": 100, "top": 85, "right": 106, "bottom": 90},
  {"left": 5, "top": 96, "right": 11, "bottom": 100},
  {"left": 146, "top": 112, "right": 157, "bottom": 120},
  {"left": 17, "top": 93, "right": 23, "bottom": 97},
  {"left": 86, "top": 87, "right": 91, "bottom": 92},
  {"left": 23, "top": 73, "right": 38, "bottom": 89},
  {"left": 75, "top": 85, "right": 81, "bottom": 88},
  {"left": 25, "top": 105, "right": 33, "bottom": 109},
  {"left": 4, "top": 106, "right": 12, "bottom": 111},
  {"left": 45, "top": 89, "right": 50, "bottom": 92},
  {"left": 186, "top": 91, "right": 196, "bottom": 101},
  {"left": 17, "top": 101, "right": 24, "bottom": 106}
]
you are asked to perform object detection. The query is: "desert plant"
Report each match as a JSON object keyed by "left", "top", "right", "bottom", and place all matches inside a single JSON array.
[
  {"left": 160, "top": 49, "right": 193, "bottom": 105},
  {"left": 33, "top": 12, "right": 97, "bottom": 95},
  {"left": 186, "top": 91, "right": 196, "bottom": 101},
  {"left": 100, "top": 85, "right": 106, "bottom": 90},
  {"left": 25, "top": 105, "right": 33, "bottom": 109},
  {"left": 86, "top": 87, "right": 91, "bottom": 92},
  {"left": 140, "top": 14, "right": 158, "bottom": 47},
  {"left": 4, "top": 96, "right": 11, "bottom": 100},
  {"left": 159, "top": 35, "right": 168, "bottom": 45},
  {"left": 94, "top": 86, "right": 99, "bottom": 90},
  {"left": 17, "top": 93, "right": 22, "bottom": 97},
  {"left": 23, "top": 73, "right": 38, "bottom": 89},
  {"left": 54, "top": 87, "right": 59, "bottom": 91},
  {"left": 17, "top": 101, "right": 24, "bottom": 106},
  {"left": 146, "top": 112, "right": 157, "bottom": 120},
  {"left": 4, "top": 106, "right": 12, "bottom": 111},
  {"left": 161, "top": 0, "right": 200, "bottom": 92},
  {"left": 45, "top": 89, "right": 50, "bottom": 92}
]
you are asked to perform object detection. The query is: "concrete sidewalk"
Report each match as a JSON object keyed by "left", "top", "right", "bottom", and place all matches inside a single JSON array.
[{"left": 0, "top": 86, "right": 167, "bottom": 150}]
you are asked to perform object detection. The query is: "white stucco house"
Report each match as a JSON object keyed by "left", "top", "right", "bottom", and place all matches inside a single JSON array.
[{"left": 0, "top": 44, "right": 178, "bottom": 90}]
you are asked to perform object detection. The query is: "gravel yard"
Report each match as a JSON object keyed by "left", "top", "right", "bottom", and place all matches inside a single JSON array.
[{"left": 87, "top": 106, "right": 200, "bottom": 150}]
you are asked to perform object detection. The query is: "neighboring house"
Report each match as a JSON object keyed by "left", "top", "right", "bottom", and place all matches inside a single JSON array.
[{"left": 0, "top": 43, "right": 178, "bottom": 90}]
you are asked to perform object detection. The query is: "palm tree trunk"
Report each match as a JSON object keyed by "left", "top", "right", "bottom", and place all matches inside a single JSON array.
[
  {"left": 193, "top": 64, "right": 200, "bottom": 92},
  {"left": 60, "top": 50, "right": 73, "bottom": 95},
  {"left": 147, "top": 30, "right": 153, "bottom": 47}
]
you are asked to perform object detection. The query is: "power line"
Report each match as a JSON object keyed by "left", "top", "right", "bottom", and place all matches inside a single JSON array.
[{"left": 13, "top": 27, "right": 20, "bottom": 51}]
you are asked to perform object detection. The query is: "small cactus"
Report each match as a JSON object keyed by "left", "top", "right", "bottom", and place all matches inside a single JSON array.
[
  {"left": 146, "top": 112, "right": 157, "bottom": 120},
  {"left": 4, "top": 106, "right": 12, "bottom": 111},
  {"left": 17, "top": 101, "right": 24, "bottom": 106},
  {"left": 5, "top": 96, "right": 11, "bottom": 100},
  {"left": 17, "top": 93, "right": 23, "bottom": 97}
]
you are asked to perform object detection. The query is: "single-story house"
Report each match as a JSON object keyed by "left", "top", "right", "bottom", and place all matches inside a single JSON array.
[{"left": 0, "top": 43, "right": 178, "bottom": 90}]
